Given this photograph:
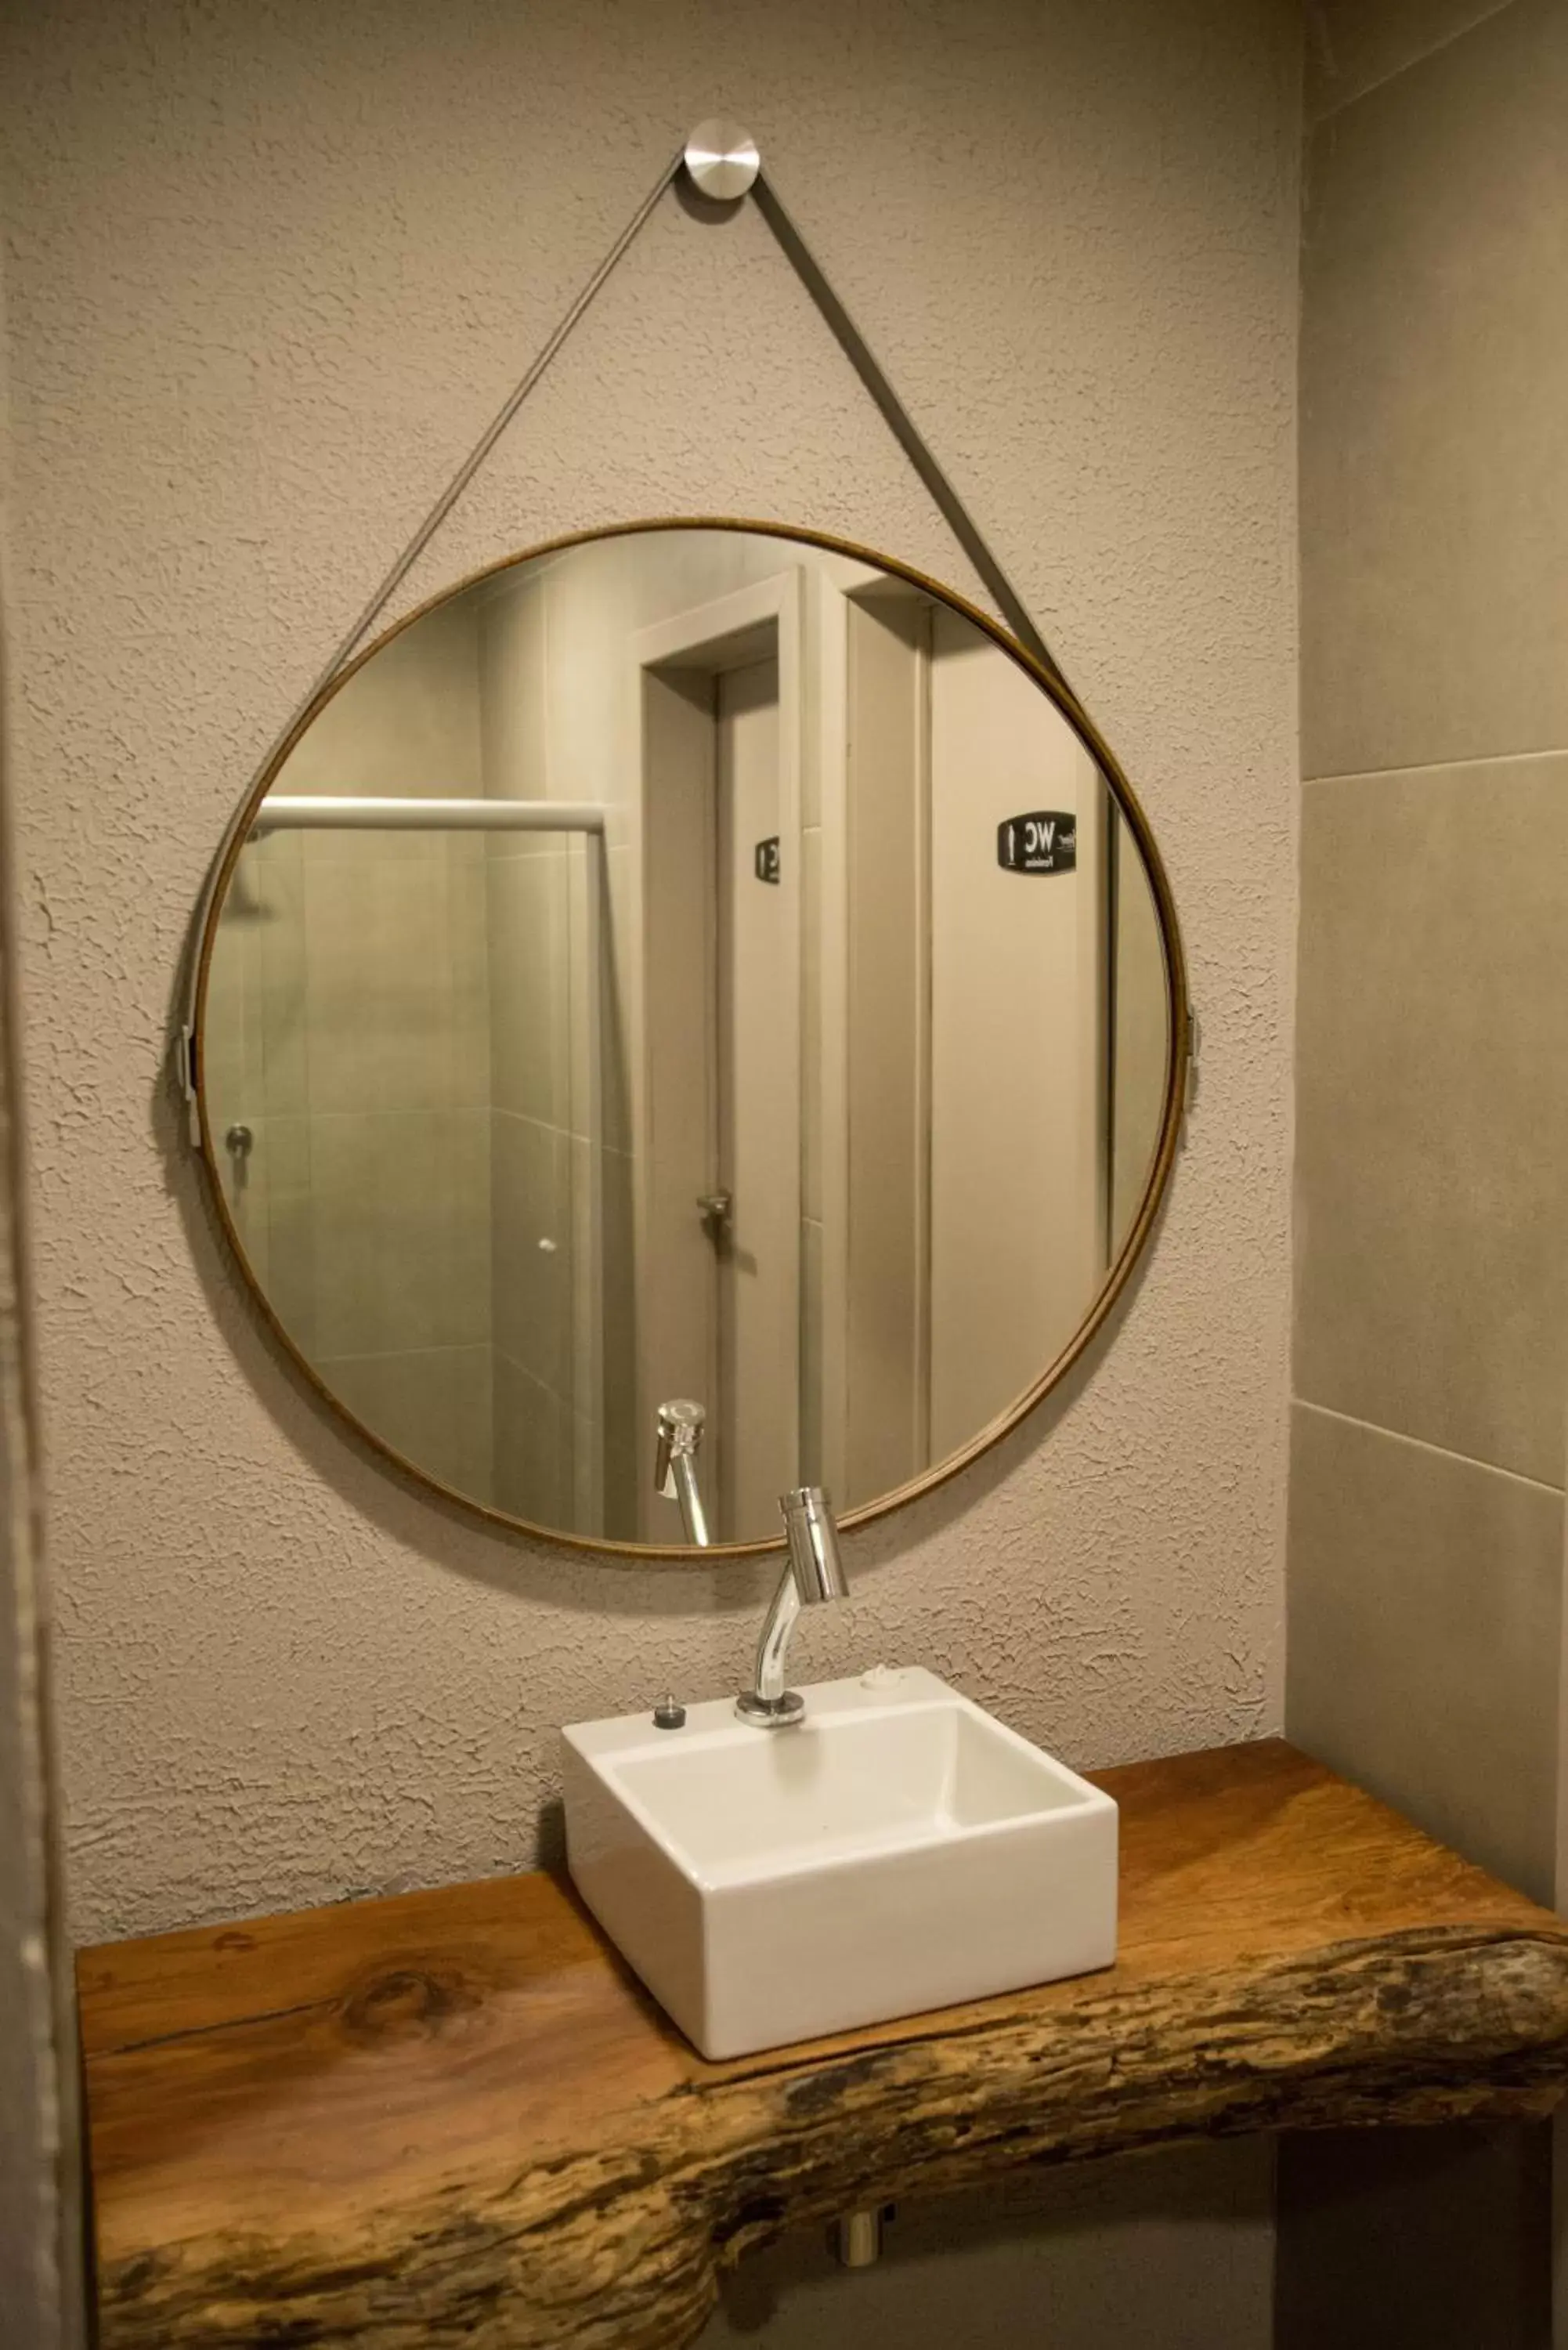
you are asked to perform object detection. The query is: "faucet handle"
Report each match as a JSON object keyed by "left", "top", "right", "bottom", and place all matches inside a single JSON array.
[{"left": 780, "top": 1486, "right": 847, "bottom": 1603}]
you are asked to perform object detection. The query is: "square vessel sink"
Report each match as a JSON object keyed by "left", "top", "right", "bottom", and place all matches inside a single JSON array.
[{"left": 562, "top": 1667, "right": 1117, "bottom": 2060}]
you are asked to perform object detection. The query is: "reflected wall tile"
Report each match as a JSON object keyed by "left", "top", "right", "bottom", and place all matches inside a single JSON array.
[
  {"left": 265, "top": 1112, "right": 313, "bottom": 1193},
  {"left": 598, "top": 1144, "right": 638, "bottom": 1538},
  {"left": 1301, "top": 0, "right": 1568, "bottom": 776},
  {"left": 487, "top": 851, "right": 570, "bottom": 1125},
  {"left": 567, "top": 1133, "right": 599, "bottom": 1425},
  {"left": 566, "top": 836, "right": 599, "bottom": 1147},
  {"left": 1294, "top": 760, "right": 1568, "bottom": 1484},
  {"left": 276, "top": 590, "right": 483, "bottom": 829},
  {"left": 492, "top": 1110, "right": 573, "bottom": 1393},
  {"left": 599, "top": 844, "right": 634, "bottom": 1158},
  {"left": 255, "top": 833, "right": 309, "bottom": 1115},
  {"left": 599, "top": 1145, "right": 636, "bottom": 1383},
  {"left": 800, "top": 1214, "right": 823, "bottom": 1489},
  {"left": 300, "top": 822, "right": 447, "bottom": 873},
  {"left": 448, "top": 844, "right": 492, "bottom": 1108},
  {"left": 304, "top": 854, "right": 488, "bottom": 1115},
  {"left": 801, "top": 824, "right": 822, "bottom": 1224},
  {"left": 479, "top": 574, "right": 549, "bottom": 816},
  {"left": 493, "top": 1349, "right": 569, "bottom": 1528},
  {"left": 261, "top": 1115, "right": 316, "bottom": 1357},
  {"left": 571, "top": 1406, "right": 604, "bottom": 1541},
  {"left": 320, "top": 1343, "right": 494, "bottom": 1507},
  {"left": 1286, "top": 1403, "right": 1562, "bottom": 1904},
  {"left": 305, "top": 1108, "right": 491, "bottom": 1358}
]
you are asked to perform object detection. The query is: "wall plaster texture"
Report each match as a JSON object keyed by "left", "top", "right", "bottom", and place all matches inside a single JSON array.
[
  {"left": 0, "top": 232, "right": 86, "bottom": 2341},
  {"left": 0, "top": 0, "right": 1299, "bottom": 1945}
]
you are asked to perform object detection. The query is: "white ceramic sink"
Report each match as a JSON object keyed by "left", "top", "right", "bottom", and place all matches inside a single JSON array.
[{"left": 562, "top": 1666, "right": 1118, "bottom": 2060}]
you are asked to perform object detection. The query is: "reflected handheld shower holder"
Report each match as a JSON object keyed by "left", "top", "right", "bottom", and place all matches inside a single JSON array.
[{"left": 654, "top": 1399, "right": 710, "bottom": 1547}]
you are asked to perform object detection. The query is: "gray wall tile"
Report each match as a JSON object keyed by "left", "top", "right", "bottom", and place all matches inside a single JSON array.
[
  {"left": 303, "top": 848, "right": 490, "bottom": 1115},
  {"left": 1302, "top": 0, "right": 1568, "bottom": 778},
  {"left": 487, "top": 851, "right": 570, "bottom": 1126},
  {"left": 1276, "top": 2123, "right": 1552, "bottom": 2349},
  {"left": 491, "top": 1111, "right": 573, "bottom": 1394},
  {"left": 1306, "top": 0, "right": 1517, "bottom": 124},
  {"left": 1294, "top": 760, "right": 1568, "bottom": 1486},
  {"left": 1285, "top": 1403, "right": 1563, "bottom": 1904}
]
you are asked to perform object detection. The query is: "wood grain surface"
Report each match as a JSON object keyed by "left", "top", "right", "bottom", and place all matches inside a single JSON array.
[{"left": 80, "top": 1740, "right": 1568, "bottom": 2348}]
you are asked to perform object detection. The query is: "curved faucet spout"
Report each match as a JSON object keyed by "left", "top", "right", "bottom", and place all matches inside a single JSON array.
[{"left": 736, "top": 1486, "right": 847, "bottom": 1727}]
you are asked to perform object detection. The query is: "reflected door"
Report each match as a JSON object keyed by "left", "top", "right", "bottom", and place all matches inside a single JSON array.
[
  {"left": 927, "top": 611, "right": 1107, "bottom": 1456},
  {"left": 638, "top": 586, "right": 802, "bottom": 1546},
  {"left": 715, "top": 656, "right": 797, "bottom": 1537}
]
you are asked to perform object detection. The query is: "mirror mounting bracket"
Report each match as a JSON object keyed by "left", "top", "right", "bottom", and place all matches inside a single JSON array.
[{"left": 1182, "top": 1010, "right": 1201, "bottom": 1145}]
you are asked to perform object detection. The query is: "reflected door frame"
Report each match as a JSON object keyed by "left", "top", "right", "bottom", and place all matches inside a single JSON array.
[
  {"left": 815, "top": 574, "right": 1112, "bottom": 1502},
  {"left": 632, "top": 573, "right": 804, "bottom": 1542}
]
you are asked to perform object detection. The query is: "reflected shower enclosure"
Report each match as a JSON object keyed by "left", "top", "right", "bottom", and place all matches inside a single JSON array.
[{"left": 202, "top": 526, "right": 1172, "bottom": 1548}]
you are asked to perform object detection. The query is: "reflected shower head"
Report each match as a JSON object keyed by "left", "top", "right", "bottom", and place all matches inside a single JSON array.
[{"left": 654, "top": 1398, "right": 706, "bottom": 1498}]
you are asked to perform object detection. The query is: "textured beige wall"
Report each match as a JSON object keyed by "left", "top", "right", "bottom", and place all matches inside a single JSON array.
[
  {"left": 0, "top": 0, "right": 1299, "bottom": 1956},
  {"left": 0, "top": 290, "right": 86, "bottom": 2330}
]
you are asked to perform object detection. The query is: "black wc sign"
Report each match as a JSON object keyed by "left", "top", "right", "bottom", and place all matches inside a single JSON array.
[{"left": 996, "top": 810, "right": 1077, "bottom": 874}]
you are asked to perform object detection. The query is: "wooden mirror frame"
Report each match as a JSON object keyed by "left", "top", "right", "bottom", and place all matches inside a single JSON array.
[{"left": 191, "top": 518, "right": 1191, "bottom": 1564}]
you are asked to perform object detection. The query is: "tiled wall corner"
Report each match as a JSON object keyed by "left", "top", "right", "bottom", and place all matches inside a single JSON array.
[{"left": 1285, "top": 1, "right": 1568, "bottom": 2337}]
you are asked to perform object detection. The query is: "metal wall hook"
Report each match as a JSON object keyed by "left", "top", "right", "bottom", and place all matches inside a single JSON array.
[{"left": 683, "top": 120, "right": 761, "bottom": 201}]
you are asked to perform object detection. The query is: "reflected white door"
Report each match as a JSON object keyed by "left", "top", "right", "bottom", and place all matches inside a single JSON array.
[
  {"left": 715, "top": 656, "right": 797, "bottom": 1536},
  {"left": 927, "top": 612, "right": 1107, "bottom": 1459}
]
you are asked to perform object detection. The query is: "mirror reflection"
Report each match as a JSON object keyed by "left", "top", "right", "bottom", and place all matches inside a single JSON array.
[{"left": 201, "top": 526, "right": 1173, "bottom": 1548}]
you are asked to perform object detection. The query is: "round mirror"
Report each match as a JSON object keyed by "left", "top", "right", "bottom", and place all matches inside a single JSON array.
[{"left": 195, "top": 522, "right": 1187, "bottom": 1556}]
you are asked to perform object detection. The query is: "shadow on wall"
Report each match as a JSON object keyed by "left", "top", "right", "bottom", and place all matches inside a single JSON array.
[{"left": 699, "top": 2138, "right": 1271, "bottom": 2348}]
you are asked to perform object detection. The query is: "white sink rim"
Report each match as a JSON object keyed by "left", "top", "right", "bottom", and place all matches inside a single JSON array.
[
  {"left": 562, "top": 1668, "right": 1118, "bottom": 2057},
  {"left": 566, "top": 1675, "right": 1109, "bottom": 1893}
]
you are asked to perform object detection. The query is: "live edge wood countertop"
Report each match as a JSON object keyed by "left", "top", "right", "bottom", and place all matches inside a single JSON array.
[{"left": 80, "top": 1739, "right": 1568, "bottom": 2350}]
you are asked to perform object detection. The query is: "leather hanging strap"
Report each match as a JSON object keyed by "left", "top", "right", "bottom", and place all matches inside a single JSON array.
[{"left": 179, "top": 130, "right": 1068, "bottom": 1127}]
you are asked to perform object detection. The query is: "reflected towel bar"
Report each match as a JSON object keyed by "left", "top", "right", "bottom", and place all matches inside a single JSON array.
[{"left": 251, "top": 796, "right": 607, "bottom": 837}]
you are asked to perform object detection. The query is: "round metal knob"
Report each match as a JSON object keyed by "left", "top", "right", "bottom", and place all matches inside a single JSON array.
[
  {"left": 224, "top": 1124, "right": 254, "bottom": 1159},
  {"left": 684, "top": 120, "right": 761, "bottom": 202}
]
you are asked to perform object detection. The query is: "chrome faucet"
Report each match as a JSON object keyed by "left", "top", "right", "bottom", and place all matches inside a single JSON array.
[
  {"left": 654, "top": 1399, "right": 710, "bottom": 1547},
  {"left": 736, "top": 1487, "right": 847, "bottom": 1728}
]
